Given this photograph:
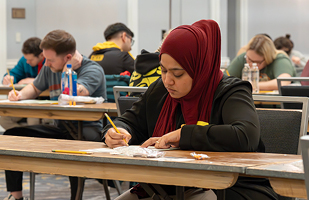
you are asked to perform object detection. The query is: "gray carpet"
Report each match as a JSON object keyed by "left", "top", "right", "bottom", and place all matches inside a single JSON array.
[{"left": 0, "top": 170, "right": 129, "bottom": 200}]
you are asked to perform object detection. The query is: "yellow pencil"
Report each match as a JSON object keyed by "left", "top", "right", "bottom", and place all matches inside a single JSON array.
[
  {"left": 51, "top": 150, "right": 92, "bottom": 154},
  {"left": 226, "top": 69, "right": 230, "bottom": 76},
  {"left": 104, "top": 113, "right": 128, "bottom": 146},
  {"left": 6, "top": 69, "right": 17, "bottom": 96}
]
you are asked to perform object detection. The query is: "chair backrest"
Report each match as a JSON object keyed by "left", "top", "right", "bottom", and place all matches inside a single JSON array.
[
  {"left": 113, "top": 86, "right": 148, "bottom": 117},
  {"left": 300, "top": 135, "right": 309, "bottom": 200},
  {"left": 253, "top": 95, "right": 309, "bottom": 154},
  {"left": 105, "top": 75, "right": 131, "bottom": 102},
  {"left": 277, "top": 77, "right": 309, "bottom": 109}
]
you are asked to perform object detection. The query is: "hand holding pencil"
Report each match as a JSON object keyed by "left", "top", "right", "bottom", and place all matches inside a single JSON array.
[
  {"left": 104, "top": 113, "right": 131, "bottom": 148},
  {"left": 3, "top": 74, "right": 14, "bottom": 85}
]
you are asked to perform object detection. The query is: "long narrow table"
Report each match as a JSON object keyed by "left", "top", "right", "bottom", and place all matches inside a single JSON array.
[
  {"left": 246, "top": 159, "right": 305, "bottom": 199},
  {"left": 0, "top": 85, "right": 49, "bottom": 97},
  {"left": 0, "top": 100, "right": 117, "bottom": 121},
  {"left": 0, "top": 135, "right": 304, "bottom": 199}
]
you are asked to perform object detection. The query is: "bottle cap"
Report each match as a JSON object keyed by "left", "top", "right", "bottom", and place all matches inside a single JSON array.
[{"left": 67, "top": 64, "right": 72, "bottom": 68}]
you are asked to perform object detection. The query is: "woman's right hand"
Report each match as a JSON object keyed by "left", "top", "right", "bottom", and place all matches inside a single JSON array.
[
  {"left": 8, "top": 90, "right": 21, "bottom": 101},
  {"left": 104, "top": 127, "right": 132, "bottom": 148}
]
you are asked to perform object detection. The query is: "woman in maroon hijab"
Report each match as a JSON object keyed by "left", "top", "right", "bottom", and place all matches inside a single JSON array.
[{"left": 103, "top": 20, "right": 278, "bottom": 200}]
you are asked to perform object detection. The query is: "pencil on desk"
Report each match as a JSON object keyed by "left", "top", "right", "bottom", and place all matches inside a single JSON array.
[
  {"left": 104, "top": 113, "right": 128, "bottom": 146},
  {"left": 6, "top": 69, "right": 16, "bottom": 96},
  {"left": 51, "top": 150, "right": 92, "bottom": 154}
]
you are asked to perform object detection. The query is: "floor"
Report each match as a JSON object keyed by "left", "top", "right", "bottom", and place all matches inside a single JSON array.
[{"left": 0, "top": 170, "right": 129, "bottom": 200}]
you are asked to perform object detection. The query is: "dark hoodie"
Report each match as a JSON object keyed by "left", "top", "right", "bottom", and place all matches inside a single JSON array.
[
  {"left": 89, "top": 41, "right": 135, "bottom": 75},
  {"left": 102, "top": 75, "right": 277, "bottom": 199},
  {"left": 129, "top": 49, "right": 161, "bottom": 87}
]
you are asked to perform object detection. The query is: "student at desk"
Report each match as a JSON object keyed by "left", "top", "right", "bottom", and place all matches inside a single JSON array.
[
  {"left": 103, "top": 20, "right": 278, "bottom": 200},
  {"left": 225, "top": 35, "right": 296, "bottom": 91},
  {"left": 3, "top": 30, "right": 107, "bottom": 200},
  {"left": 0, "top": 37, "right": 45, "bottom": 130},
  {"left": 2, "top": 37, "right": 45, "bottom": 85}
]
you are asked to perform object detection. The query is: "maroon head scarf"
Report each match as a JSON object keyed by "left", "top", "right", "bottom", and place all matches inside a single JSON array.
[{"left": 152, "top": 19, "right": 223, "bottom": 137}]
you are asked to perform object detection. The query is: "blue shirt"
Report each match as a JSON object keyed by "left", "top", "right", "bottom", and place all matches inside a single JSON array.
[{"left": 3, "top": 56, "right": 45, "bottom": 84}]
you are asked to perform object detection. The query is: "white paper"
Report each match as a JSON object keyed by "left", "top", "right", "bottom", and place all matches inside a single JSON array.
[{"left": 80, "top": 148, "right": 114, "bottom": 153}]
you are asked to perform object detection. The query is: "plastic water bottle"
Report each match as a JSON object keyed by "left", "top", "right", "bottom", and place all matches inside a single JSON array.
[
  {"left": 251, "top": 63, "right": 260, "bottom": 94},
  {"left": 242, "top": 63, "right": 251, "bottom": 82},
  {"left": 61, "top": 64, "right": 77, "bottom": 96}
]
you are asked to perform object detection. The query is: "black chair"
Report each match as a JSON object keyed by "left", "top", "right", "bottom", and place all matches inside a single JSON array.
[
  {"left": 253, "top": 95, "right": 309, "bottom": 155},
  {"left": 277, "top": 77, "right": 309, "bottom": 109},
  {"left": 113, "top": 86, "right": 148, "bottom": 116},
  {"left": 253, "top": 95, "right": 309, "bottom": 200},
  {"left": 300, "top": 135, "right": 309, "bottom": 200}
]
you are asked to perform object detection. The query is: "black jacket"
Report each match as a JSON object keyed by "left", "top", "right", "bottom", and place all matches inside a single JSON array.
[
  {"left": 104, "top": 75, "right": 262, "bottom": 152},
  {"left": 89, "top": 42, "right": 134, "bottom": 75}
]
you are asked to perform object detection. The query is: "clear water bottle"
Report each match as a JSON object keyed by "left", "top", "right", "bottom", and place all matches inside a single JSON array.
[
  {"left": 242, "top": 63, "right": 251, "bottom": 82},
  {"left": 251, "top": 63, "right": 259, "bottom": 94},
  {"left": 61, "top": 64, "right": 77, "bottom": 96}
]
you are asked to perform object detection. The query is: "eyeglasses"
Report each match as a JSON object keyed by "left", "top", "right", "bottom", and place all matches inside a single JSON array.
[
  {"left": 244, "top": 54, "right": 265, "bottom": 66},
  {"left": 126, "top": 35, "right": 134, "bottom": 46}
]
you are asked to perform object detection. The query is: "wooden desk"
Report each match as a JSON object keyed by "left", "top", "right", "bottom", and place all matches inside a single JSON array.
[
  {"left": 0, "top": 100, "right": 117, "bottom": 121},
  {"left": 0, "top": 85, "right": 49, "bottom": 97},
  {"left": 0, "top": 135, "right": 304, "bottom": 198},
  {"left": 246, "top": 159, "right": 305, "bottom": 199},
  {"left": 0, "top": 101, "right": 117, "bottom": 199}
]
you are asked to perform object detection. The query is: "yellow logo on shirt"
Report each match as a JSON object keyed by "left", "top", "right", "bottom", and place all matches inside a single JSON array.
[{"left": 90, "top": 55, "right": 104, "bottom": 61}]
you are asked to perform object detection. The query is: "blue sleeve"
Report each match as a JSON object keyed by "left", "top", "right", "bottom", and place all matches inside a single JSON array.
[{"left": 3, "top": 57, "right": 28, "bottom": 84}]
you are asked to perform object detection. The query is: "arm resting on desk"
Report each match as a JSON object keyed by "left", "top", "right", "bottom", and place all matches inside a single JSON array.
[
  {"left": 259, "top": 73, "right": 291, "bottom": 91},
  {"left": 19, "top": 83, "right": 42, "bottom": 100}
]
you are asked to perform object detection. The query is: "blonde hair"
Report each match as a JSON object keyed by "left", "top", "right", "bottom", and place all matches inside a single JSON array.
[
  {"left": 246, "top": 35, "right": 287, "bottom": 65},
  {"left": 156, "top": 29, "right": 172, "bottom": 52}
]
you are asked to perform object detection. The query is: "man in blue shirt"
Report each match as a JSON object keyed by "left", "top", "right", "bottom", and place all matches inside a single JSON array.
[
  {"left": 2, "top": 37, "right": 45, "bottom": 85},
  {"left": 0, "top": 37, "right": 46, "bottom": 131}
]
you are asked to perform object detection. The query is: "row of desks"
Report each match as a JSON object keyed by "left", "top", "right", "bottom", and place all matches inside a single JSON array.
[
  {"left": 0, "top": 100, "right": 305, "bottom": 199},
  {"left": 0, "top": 85, "right": 50, "bottom": 97},
  {"left": 0, "top": 135, "right": 305, "bottom": 199}
]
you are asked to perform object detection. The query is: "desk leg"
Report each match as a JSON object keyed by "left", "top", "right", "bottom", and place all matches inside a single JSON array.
[
  {"left": 75, "top": 121, "right": 84, "bottom": 200},
  {"left": 103, "top": 117, "right": 107, "bottom": 127},
  {"left": 75, "top": 177, "right": 85, "bottom": 200},
  {"left": 30, "top": 172, "right": 35, "bottom": 200},
  {"left": 176, "top": 186, "right": 184, "bottom": 200},
  {"left": 78, "top": 121, "right": 83, "bottom": 140}
]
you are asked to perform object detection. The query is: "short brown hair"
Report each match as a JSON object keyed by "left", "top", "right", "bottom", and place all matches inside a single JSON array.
[
  {"left": 40, "top": 30, "right": 76, "bottom": 56},
  {"left": 22, "top": 37, "right": 42, "bottom": 57}
]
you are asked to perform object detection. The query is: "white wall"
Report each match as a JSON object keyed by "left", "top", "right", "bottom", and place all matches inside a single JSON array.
[
  {"left": 36, "top": 0, "right": 128, "bottom": 57},
  {"left": 0, "top": 0, "right": 7, "bottom": 80},
  {"left": 6, "top": 0, "right": 36, "bottom": 59},
  {"left": 5, "top": 0, "right": 309, "bottom": 62},
  {"left": 247, "top": 0, "right": 309, "bottom": 56},
  {"left": 138, "top": 0, "right": 169, "bottom": 53}
]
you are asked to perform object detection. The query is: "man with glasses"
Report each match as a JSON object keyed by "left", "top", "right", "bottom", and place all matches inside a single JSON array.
[{"left": 89, "top": 22, "right": 135, "bottom": 75}]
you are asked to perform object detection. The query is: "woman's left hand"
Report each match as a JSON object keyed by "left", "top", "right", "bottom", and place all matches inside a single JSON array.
[{"left": 141, "top": 129, "right": 181, "bottom": 149}]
